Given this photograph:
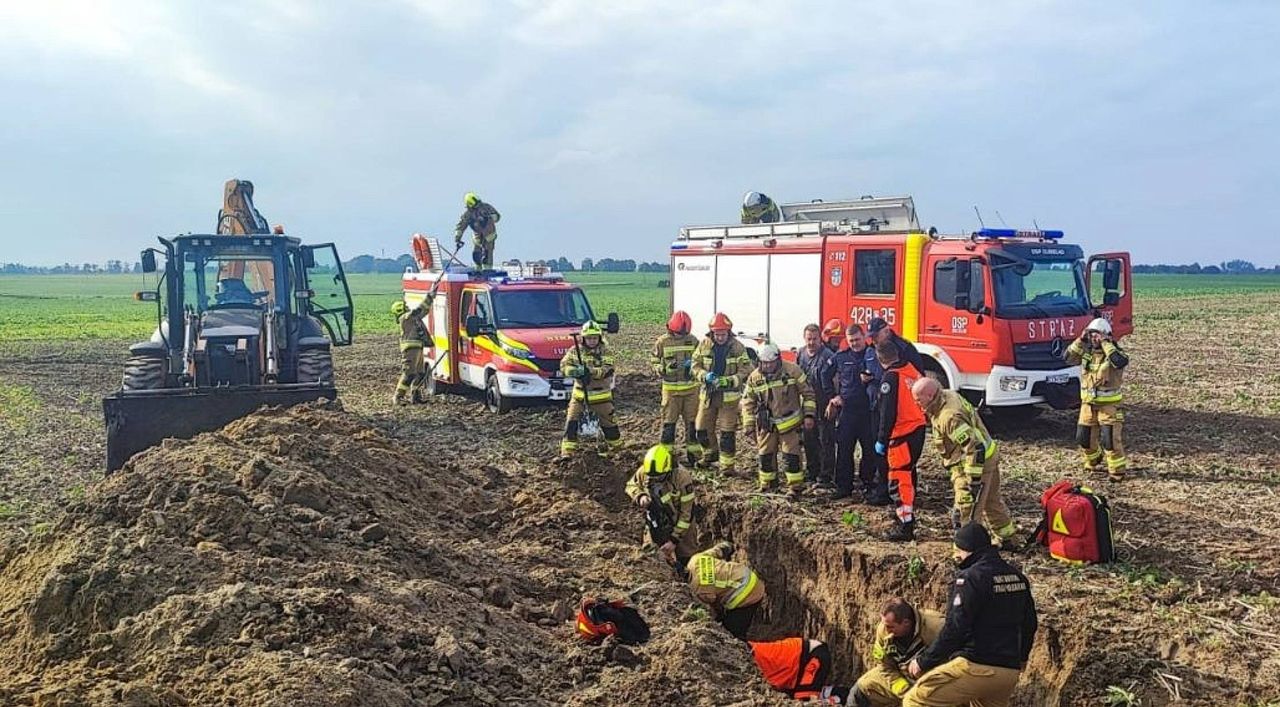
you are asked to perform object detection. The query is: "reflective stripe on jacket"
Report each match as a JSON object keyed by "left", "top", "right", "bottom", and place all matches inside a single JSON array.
[
  {"left": 686, "top": 548, "right": 766, "bottom": 610},
  {"left": 690, "top": 336, "right": 751, "bottom": 404},
  {"left": 741, "top": 361, "right": 816, "bottom": 433},
  {"left": 927, "top": 390, "right": 998, "bottom": 477},
  {"left": 650, "top": 332, "right": 701, "bottom": 393},
  {"left": 559, "top": 340, "right": 616, "bottom": 402},
  {"left": 1065, "top": 338, "right": 1127, "bottom": 404}
]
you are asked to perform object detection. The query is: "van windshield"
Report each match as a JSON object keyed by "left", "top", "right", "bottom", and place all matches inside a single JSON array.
[
  {"left": 492, "top": 289, "right": 595, "bottom": 328},
  {"left": 991, "top": 256, "right": 1090, "bottom": 318}
]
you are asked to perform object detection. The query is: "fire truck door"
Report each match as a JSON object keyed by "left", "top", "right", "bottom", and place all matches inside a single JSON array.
[
  {"left": 921, "top": 255, "right": 992, "bottom": 376},
  {"left": 429, "top": 290, "right": 452, "bottom": 381},
  {"left": 1086, "top": 252, "right": 1133, "bottom": 338},
  {"left": 457, "top": 289, "right": 493, "bottom": 388}
]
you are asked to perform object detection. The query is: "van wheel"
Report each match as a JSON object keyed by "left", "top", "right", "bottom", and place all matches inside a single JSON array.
[{"left": 485, "top": 373, "right": 512, "bottom": 413}]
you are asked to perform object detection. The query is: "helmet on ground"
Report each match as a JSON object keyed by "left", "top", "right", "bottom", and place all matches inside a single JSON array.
[
  {"left": 757, "top": 342, "right": 781, "bottom": 364},
  {"left": 643, "top": 445, "right": 673, "bottom": 476},
  {"left": 576, "top": 598, "right": 622, "bottom": 642},
  {"left": 575, "top": 597, "right": 651, "bottom": 645},
  {"left": 1085, "top": 317, "right": 1112, "bottom": 336},
  {"left": 581, "top": 320, "right": 604, "bottom": 337},
  {"left": 708, "top": 312, "right": 733, "bottom": 332},
  {"left": 743, "top": 191, "right": 768, "bottom": 209},
  {"left": 464, "top": 192, "right": 480, "bottom": 208},
  {"left": 822, "top": 318, "right": 844, "bottom": 341},
  {"left": 667, "top": 310, "right": 692, "bottom": 336},
  {"left": 390, "top": 300, "right": 407, "bottom": 316}
]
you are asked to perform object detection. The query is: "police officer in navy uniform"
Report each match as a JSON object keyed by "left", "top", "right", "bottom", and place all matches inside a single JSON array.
[
  {"left": 825, "top": 322, "right": 887, "bottom": 503},
  {"left": 902, "top": 522, "right": 1038, "bottom": 707}
]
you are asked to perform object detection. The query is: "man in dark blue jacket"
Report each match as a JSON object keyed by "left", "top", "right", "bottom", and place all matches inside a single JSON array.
[
  {"left": 797, "top": 324, "right": 837, "bottom": 488},
  {"left": 825, "top": 323, "right": 888, "bottom": 502},
  {"left": 868, "top": 317, "right": 925, "bottom": 374}
]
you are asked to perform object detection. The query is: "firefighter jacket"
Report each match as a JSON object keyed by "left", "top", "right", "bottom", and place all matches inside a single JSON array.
[
  {"left": 741, "top": 361, "right": 816, "bottom": 435},
  {"left": 625, "top": 466, "right": 696, "bottom": 543},
  {"left": 740, "top": 198, "right": 781, "bottom": 224},
  {"left": 397, "top": 307, "right": 430, "bottom": 351},
  {"left": 454, "top": 200, "right": 501, "bottom": 239},
  {"left": 926, "top": 390, "right": 998, "bottom": 479},
  {"left": 685, "top": 545, "right": 766, "bottom": 611},
  {"left": 826, "top": 348, "right": 873, "bottom": 414},
  {"left": 560, "top": 340, "right": 615, "bottom": 404},
  {"left": 915, "top": 547, "right": 1038, "bottom": 673},
  {"left": 690, "top": 337, "right": 751, "bottom": 404},
  {"left": 869, "top": 609, "right": 945, "bottom": 692},
  {"left": 796, "top": 346, "right": 835, "bottom": 407},
  {"left": 650, "top": 332, "right": 700, "bottom": 394},
  {"left": 877, "top": 361, "right": 926, "bottom": 445},
  {"left": 1065, "top": 337, "right": 1129, "bottom": 405}
]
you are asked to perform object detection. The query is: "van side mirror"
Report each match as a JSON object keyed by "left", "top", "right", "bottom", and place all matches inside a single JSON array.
[
  {"left": 465, "top": 315, "right": 481, "bottom": 338},
  {"left": 606, "top": 312, "right": 620, "bottom": 334},
  {"left": 1103, "top": 261, "right": 1121, "bottom": 291},
  {"left": 141, "top": 250, "right": 157, "bottom": 273},
  {"left": 1103, "top": 291, "right": 1120, "bottom": 307}
]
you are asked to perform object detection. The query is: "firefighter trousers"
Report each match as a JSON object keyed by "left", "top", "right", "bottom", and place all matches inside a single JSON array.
[
  {"left": 854, "top": 665, "right": 914, "bottom": 707},
  {"left": 887, "top": 426, "right": 926, "bottom": 524},
  {"left": 951, "top": 451, "right": 1015, "bottom": 538},
  {"left": 802, "top": 408, "right": 836, "bottom": 483},
  {"left": 720, "top": 602, "right": 758, "bottom": 641},
  {"left": 397, "top": 345, "right": 426, "bottom": 401},
  {"left": 696, "top": 392, "right": 740, "bottom": 470},
  {"left": 756, "top": 428, "right": 804, "bottom": 489},
  {"left": 901, "top": 657, "right": 1020, "bottom": 707},
  {"left": 561, "top": 399, "right": 621, "bottom": 455},
  {"left": 660, "top": 389, "right": 702, "bottom": 464},
  {"left": 471, "top": 232, "right": 497, "bottom": 270},
  {"left": 1077, "top": 402, "right": 1126, "bottom": 477},
  {"left": 834, "top": 409, "right": 880, "bottom": 498}
]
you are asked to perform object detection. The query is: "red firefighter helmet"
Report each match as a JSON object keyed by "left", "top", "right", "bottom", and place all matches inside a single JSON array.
[
  {"left": 822, "top": 318, "right": 844, "bottom": 342},
  {"left": 576, "top": 597, "right": 623, "bottom": 642},
  {"left": 708, "top": 312, "right": 733, "bottom": 333},
  {"left": 667, "top": 310, "right": 692, "bottom": 336}
]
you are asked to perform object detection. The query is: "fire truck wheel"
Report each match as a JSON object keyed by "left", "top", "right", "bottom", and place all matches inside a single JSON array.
[{"left": 485, "top": 373, "right": 512, "bottom": 413}]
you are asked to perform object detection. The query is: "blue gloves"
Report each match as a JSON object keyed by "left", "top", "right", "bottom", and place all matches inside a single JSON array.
[
  {"left": 874, "top": 441, "right": 886, "bottom": 456},
  {"left": 703, "top": 372, "right": 719, "bottom": 385},
  {"left": 683, "top": 359, "right": 693, "bottom": 373}
]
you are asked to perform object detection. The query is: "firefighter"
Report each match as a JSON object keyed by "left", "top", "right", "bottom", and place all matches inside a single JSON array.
[
  {"left": 742, "top": 343, "right": 817, "bottom": 495},
  {"left": 867, "top": 317, "right": 925, "bottom": 375},
  {"left": 691, "top": 313, "right": 752, "bottom": 473},
  {"left": 650, "top": 310, "right": 702, "bottom": 466},
  {"left": 1064, "top": 317, "right": 1130, "bottom": 481},
  {"left": 625, "top": 445, "right": 699, "bottom": 570},
  {"left": 750, "top": 637, "right": 851, "bottom": 703},
  {"left": 392, "top": 298, "right": 431, "bottom": 405},
  {"left": 902, "top": 523, "right": 1037, "bottom": 707},
  {"left": 741, "top": 191, "right": 781, "bottom": 224},
  {"left": 826, "top": 323, "right": 887, "bottom": 503},
  {"left": 559, "top": 321, "right": 622, "bottom": 458},
  {"left": 454, "top": 192, "right": 501, "bottom": 270},
  {"left": 798, "top": 323, "right": 837, "bottom": 488},
  {"left": 850, "top": 597, "right": 944, "bottom": 707},
  {"left": 875, "top": 340, "right": 927, "bottom": 541},
  {"left": 912, "top": 377, "right": 1017, "bottom": 540},
  {"left": 685, "top": 540, "right": 766, "bottom": 641}
]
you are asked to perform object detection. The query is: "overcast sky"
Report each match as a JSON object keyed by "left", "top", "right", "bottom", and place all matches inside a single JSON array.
[{"left": 1, "top": 0, "right": 1277, "bottom": 266}]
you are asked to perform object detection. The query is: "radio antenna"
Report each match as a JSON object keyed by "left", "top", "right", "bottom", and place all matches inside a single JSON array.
[
  {"left": 973, "top": 206, "right": 986, "bottom": 229},
  {"left": 995, "top": 210, "right": 1009, "bottom": 227}
]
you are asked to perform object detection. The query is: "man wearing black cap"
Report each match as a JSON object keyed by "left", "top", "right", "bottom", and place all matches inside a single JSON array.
[
  {"left": 901, "top": 523, "right": 1037, "bottom": 707},
  {"left": 867, "top": 317, "right": 925, "bottom": 375}
]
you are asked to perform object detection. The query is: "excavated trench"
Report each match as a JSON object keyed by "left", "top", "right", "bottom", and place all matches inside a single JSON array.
[{"left": 698, "top": 497, "right": 1087, "bottom": 706}]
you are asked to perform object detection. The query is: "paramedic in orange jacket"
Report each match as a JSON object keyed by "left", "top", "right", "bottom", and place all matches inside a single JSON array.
[
  {"left": 874, "top": 340, "right": 926, "bottom": 542},
  {"left": 750, "top": 637, "right": 850, "bottom": 703}
]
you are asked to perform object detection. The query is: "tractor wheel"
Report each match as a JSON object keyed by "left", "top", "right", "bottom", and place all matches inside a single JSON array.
[
  {"left": 122, "top": 355, "right": 165, "bottom": 391},
  {"left": 298, "top": 348, "right": 335, "bottom": 385}
]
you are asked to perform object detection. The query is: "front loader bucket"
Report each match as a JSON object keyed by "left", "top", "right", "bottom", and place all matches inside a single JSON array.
[{"left": 103, "top": 384, "right": 337, "bottom": 472}]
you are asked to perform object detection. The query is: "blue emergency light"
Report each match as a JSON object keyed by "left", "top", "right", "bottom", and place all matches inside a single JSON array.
[{"left": 974, "top": 228, "right": 1064, "bottom": 240}]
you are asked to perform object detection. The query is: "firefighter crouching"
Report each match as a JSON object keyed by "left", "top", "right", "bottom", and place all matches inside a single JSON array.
[
  {"left": 392, "top": 298, "right": 431, "bottom": 405},
  {"left": 741, "top": 343, "right": 816, "bottom": 495},
  {"left": 559, "top": 321, "right": 622, "bottom": 458},
  {"left": 851, "top": 598, "right": 944, "bottom": 707},
  {"left": 651, "top": 310, "right": 703, "bottom": 466},
  {"left": 691, "top": 313, "right": 752, "bottom": 473},
  {"left": 1065, "top": 317, "right": 1130, "bottom": 481},
  {"left": 625, "top": 445, "right": 699, "bottom": 571},
  {"left": 912, "top": 377, "right": 1016, "bottom": 541},
  {"left": 741, "top": 191, "right": 781, "bottom": 224},
  {"left": 875, "top": 340, "right": 927, "bottom": 542},
  {"left": 903, "top": 523, "right": 1037, "bottom": 707},
  {"left": 686, "top": 541, "right": 766, "bottom": 641}
]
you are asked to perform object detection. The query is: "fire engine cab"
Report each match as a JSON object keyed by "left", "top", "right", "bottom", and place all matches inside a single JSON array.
[
  {"left": 670, "top": 196, "right": 1132, "bottom": 409},
  {"left": 403, "top": 237, "right": 619, "bottom": 412}
]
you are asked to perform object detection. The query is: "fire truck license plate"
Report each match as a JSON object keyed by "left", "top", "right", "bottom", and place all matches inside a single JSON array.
[
  {"left": 1046, "top": 374, "right": 1069, "bottom": 384},
  {"left": 549, "top": 389, "right": 567, "bottom": 401}
]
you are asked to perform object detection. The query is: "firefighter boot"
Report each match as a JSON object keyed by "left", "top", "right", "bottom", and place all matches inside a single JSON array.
[
  {"left": 684, "top": 422, "right": 702, "bottom": 467},
  {"left": 559, "top": 419, "right": 580, "bottom": 460},
  {"left": 783, "top": 453, "right": 805, "bottom": 499},
  {"left": 757, "top": 454, "right": 778, "bottom": 492},
  {"left": 885, "top": 518, "right": 915, "bottom": 542},
  {"left": 393, "top": 388, "right": 409, "bottom": 406},
  {"left": 601, "top": 426, "right": 623, "bottom": 458},
  {"left": 719, "top": 432, "right": 737, "bottom": 476}
]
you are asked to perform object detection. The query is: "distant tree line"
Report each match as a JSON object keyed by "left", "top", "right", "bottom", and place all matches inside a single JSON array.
[
  {"left": 341, "top": 254, "right": 418, "bottom": 274},
  {"left": 1131, "top": 260, "right": 1278, "bottom": 274},
  {"left": 1, "top": 260, "right": 141, "bottom": 274}
]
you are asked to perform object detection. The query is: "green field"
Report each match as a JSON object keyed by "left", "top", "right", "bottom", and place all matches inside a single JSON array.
[{"left": 1, "top": 271, "right": 1275, "bottom": 341}]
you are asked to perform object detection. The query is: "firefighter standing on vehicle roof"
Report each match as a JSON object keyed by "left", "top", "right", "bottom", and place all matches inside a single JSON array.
[
  {"left": 1064, "top": 317, "right": 1130, "bottom": 481},
  {"left": 912, "top": 377, "right": 1017, "bottom": 541},
  {"left": 850, "top": 597, "right": 944, "bottom": 707},
  {"left": 685, "top": 540, "right": 766, "bottom": 641},
  {"left": 651, "top": 311, "right": 703, "bottom": 466},
  {"left": 391, "top": 298, "right": 431, "bottom": 405},
  {"left": 691, "top": 313, "right": 752, "bottom": 473},
  {"left": 741, "top": 191, "right": 781, "bottom": 224},
  {"left": 742, "top": 342, "right": 817, "bottom": 496},
  {"left": 902, "top": 523, "right": 1037, "bottom": 707},
  {"left": 826, "top": 323, "right": 889, "bottom": 504},
  {"left": 799, "top": 323, "right": 837, "bottom": 489},
  {"left": 454, "top": 192, "right": 501, "bottom": 270},
  {"left": 750, "top": 637, "right": 851, "bottom": 703},
  {"left": 559, "top": 321, "right": 622, "bottom": 458},
  {"left": 875, "top": 340, "right": 927, "bottom": 542},
  {"left": 625, "top": 445, "right": 699, "bottom": 571}
]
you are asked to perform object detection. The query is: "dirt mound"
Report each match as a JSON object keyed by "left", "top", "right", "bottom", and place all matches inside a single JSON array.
[{"left": 0, "top": 403, "right": 778, "bottom": 706}]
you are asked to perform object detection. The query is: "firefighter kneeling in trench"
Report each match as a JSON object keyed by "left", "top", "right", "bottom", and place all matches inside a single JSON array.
[{"left": 849, "top": 597, "right": 944, "bottom": 706}]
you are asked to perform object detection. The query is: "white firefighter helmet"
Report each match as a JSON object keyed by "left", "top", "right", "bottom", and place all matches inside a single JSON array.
[
  {"left": 757, "top": 342, "right": 781, "bottom": 363},
  {"left": 1085, "top": 317, "right": 1112, "bottom": 336},
  {"left": 743, "top": 191, "right": 768, "bottom": 209}
]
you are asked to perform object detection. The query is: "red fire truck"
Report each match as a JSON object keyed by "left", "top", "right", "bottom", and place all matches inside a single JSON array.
[
  {"left": 403, "top": 237, "right": 619, "bottom": 412},
  {"left": 670, "top": 196, "right": 1132, "bottom": 409}
]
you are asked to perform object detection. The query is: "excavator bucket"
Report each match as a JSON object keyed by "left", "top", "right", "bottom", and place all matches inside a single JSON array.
[{"left": 103, "top": 384, "right": 336, "bottom": 472}]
